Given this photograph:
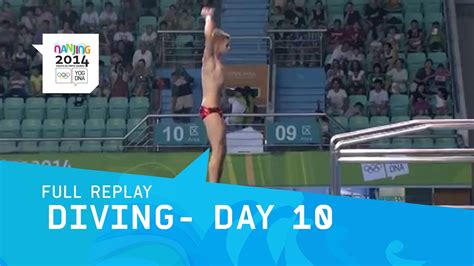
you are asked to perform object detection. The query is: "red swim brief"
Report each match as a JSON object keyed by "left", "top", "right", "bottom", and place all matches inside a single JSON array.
[{"left": 199, "top": 106, "right": 223, "bottom": 120}]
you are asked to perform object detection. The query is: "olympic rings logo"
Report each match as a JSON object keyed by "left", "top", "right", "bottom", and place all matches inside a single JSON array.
[
  {"left": 57, "top": 72, "right": 70, "bottom": 79},
  {"left": 363, "top": 164, "right": 382, "bottom": 173}
]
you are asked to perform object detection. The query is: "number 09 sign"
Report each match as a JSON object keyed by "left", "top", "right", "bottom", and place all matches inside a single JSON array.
[{"left": 266, "top": 121, "right": 322, "bottom": 145}]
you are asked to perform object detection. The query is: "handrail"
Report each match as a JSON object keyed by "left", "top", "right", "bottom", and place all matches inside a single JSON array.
[{"left": 267, "top": 29, "right": 328, "bottom": 33}]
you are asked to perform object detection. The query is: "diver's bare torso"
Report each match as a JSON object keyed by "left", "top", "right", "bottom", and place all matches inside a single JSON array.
[{"left": 201, "top": 57, "right": 224, "bottom": 108}]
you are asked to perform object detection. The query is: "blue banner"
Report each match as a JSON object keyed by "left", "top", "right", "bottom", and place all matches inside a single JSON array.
[{"left": 0, "top": 151, "right": 473, "bottom": 265}]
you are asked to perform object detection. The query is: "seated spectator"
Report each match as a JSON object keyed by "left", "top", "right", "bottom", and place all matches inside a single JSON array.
[
  {"left": 382, "top": 42, "right": 397, "bottom": 70},
  {"left": 58, "top": 21, "right": 74, "bottom": 33},
  {"left": 29, "top": 67, "right": 42, "bottom": 96},
  {"left": 427, "top": 22, "right": 445, "bottom": 52},
  {"left": 93, "top": 60, "right": 111, "bottom": 97},
  {"left": 59, "top": 1, "right": 79, "bottom": 31},
  {"left": 171, "top": 66, "right": 194, "bottom": 123},
  {"left": 5, "top": 70, "right": 29, "bottom": 98},
  {"left": 119, "top": 0, "right": 139, "bottom": 28},
  {"left": 386, "top": 59, "right": 408, "bottom": 94},
  {"left": 364, "top": 0, "right": 386, "bottom": 31},
  {"left": 20, "top": 10, "right": 36, "bottom": 32},
  {"left": 113, "top": 40, "right": 134, "bottom": 64},
  {"left": 345, "top": 102, "right": 364, "bottom": 118},
  {"left": 178, "top": 9, "right": 195, "bottom": 30},
  {"left": 346, "top": 21, "right": 365, "bottom": 49},
  {"left": 270, "top": 6, "right": 285, "bottom": 28},
  {"left": 349, "top": 46, "right": 365, "bottom": 63},
  {"left": 413, "top": 59, "right": 435, "bottom": 90},
  {"left": 369, "top": 79, "right": 388, "bottom": 116},
  {"left": 367, "top": 24, "right": 385, "bottom": 53},
  {"left": 132, "top": 42, "right": 153, "bottom": 68},
  {"left": 434, "top": 63, "right": 450, "bottom": 87},
  {"left": 113, "top": 22, "right": 135, "bottom": 43},
  {"left": 177, "top": 0, "right": 194, "bottom": 11},
  {"left": 99, "top": 1, "right": 118, "bottom": 31},
  {"left": 35, "top": 6, "right": 54, "bottom": 29},
  {"left": 99, "top": 25, "right": 111, "bottom": 54},
  {"left": 326, "top": 78, "right": 348, "bottom": 116},
  {"left": 0, "top": 2, "right": 17, "bottom": 26},
  {"left": 411, "top": 83, "right": 430, "bottom": 116},
  {"left": 311, "top": 1, "right": 326, "bottom": 28},
  {"left": 368, "top": 50, "right": 384, "bottom": 72},
  {"left": 385, "top": 26, "right": 403, "bottom": 51},
  {"left": 109, "top": 62, "right": 130, "bottom": 97},
  {"left": 348, "top": 60, "right": 366, "bottom": 95},
  {"left": 434, "top": 87, "right": 449, "bottom": 115},
  {"left": 225, "top": 87, "right": 248, "bottom": 126},
  {"left": 139, "top": 0, "right": 159, "bottom": 16},
  {"left": 33, "top": 20, "right": 51, "bottom": 44},
  {"left": 131, "top": 59, "right": 152, "bottom": 97},
  {"left": 0, "top": 45, "right": 12, "bottom": 76},
  {"left": 385, "top": 0, "right": 402, "bottom": 11},
  {"left": 326, "top": 59, "right": 345, "bottom": 85},
  {"left": 329, "top": 41, "right": 352, "bottom": 65},
  {"left": 163, "top": 4, "right": 179, "bottom": 30},
  {"left": 343, "top": 2, "right": 361, "bottom": 26},
  {"left": 141, "top": 25, "right": 158, "bottom": 48},
  {"left": 369, "top": 63, "right": 386, "bottom": 87},
  {"left": 327, "top": 19, "right": 345, "bottom": 51},
  {"left": 407, "top": 19, "right": 424, "bottom": 52},
  {"left": 80, "top": 1, "right": 99, "bottom": 32},
  {"left": 18, "top": 26, "right": 33, "bottom": 53},
  {"left": 12, "top": 45, "right": 30, "bottom": 74}
]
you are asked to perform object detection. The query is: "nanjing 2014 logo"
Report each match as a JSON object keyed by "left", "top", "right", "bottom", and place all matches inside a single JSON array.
[{"left": 53, "top": 43, "right": 90, "bottom": 85}]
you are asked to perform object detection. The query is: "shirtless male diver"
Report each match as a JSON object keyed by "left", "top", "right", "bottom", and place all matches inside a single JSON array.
[{"left": 199, "top": 7, "right": 231, "bottom": 183}]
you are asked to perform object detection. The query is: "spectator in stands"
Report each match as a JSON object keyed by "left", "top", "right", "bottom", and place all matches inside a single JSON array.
[
  {"left": 80, "top": 1, "right": 100, "bottom": 32},
  {"left": 35, "top": 6, "right": 54, "bottom": 28},
  {"left": 270, "top": 6, "right": 285, "bottom": 28},
  {"left": 385, "top": 0, "right": 402, "bottom": 12},
  {"left": 369, "top": 79, "right": 388, "bottom": 116},
  {"left": 225, "top": 87, "right": 248, "bottom": 127},
  {"left": 434, "top": 63, "right": 450, "bottom": 87},
  {"left": 20, "top": 10, "right": 36, "bottom": 32},
  {"left": 0, "top": 2, "right": 16, "bottom": 26},
  {"left": 18, "top": 26, "right": 33, "bottom": 54},
  {"left": 110, "top": 62, "right": 130, "bottom": 97},
  {"left": 59, "top": 1, "right": 79, "bottom": 31},
  {"left": 345, "top": 102, "right": 364, "bottom": 118},
  {"left": 346, "top": 21, "right": 365, "bottom": 49},
  {"left": 413, "top": 59, "right": 435, "bottom": 90},
  {"left": 349, "top": 46, "right": 364, "bottom": 63},
  {"left": 141, "top": 25, "right": 158, "bottom": 48},
  {"left": 364, "top": 0, "right": 386, "bottom": 32},
  {"left": 407, "top": 19, "right": 424, "bottom": 52},
  {"left": 348, "top": 60, "right": 365, "bottom": 95},
  {"left": 113, "top": 21, "right": 135, "bottom": 43},
  {"left": 327, "top": 19, "right": 345, "bottom": 51},
  {"left": 329, "top": 41, "right": 352, "bottom": 65},
  {"left": 178, "top": 9, "right": 195, "bottom": 30},
  {"left": 29, "top": 67, "right": 42, "bottom": 96},
  {"left": 131, "top": 59, "right": 152, "bottom": 97},
  {"left": 326, "top": 78, "right": 348, "bottom": 116},
  {"left": 427, "top": 22, "right": 445, "bottom": 52},
  {"left": 113, "top": 40, "right": 133, "bottom": 64},
  {"left": 311, "top": 1, "right": 326, "bottom": 28},
  {"left": 58, "top": 21, "right": 74, "bottom": 33},
  {"left": 177, "top": 0, "right": 194, "bottom": 11},
  {"left": 94, "top": 60, "right": 111, "bottom": 97},
  {"left": 386, "top": 59, "right": 408, "bottom": 94},
  {"left": 33, "top": 20, "right": 51, "bottom": 44},
  {"left": 435, "top": 87, "right": 449, "bottom": 115},
  {"left": 411, "top": 83, "right": 430, "bottom": 116},
  {"left": 382, "top": 42, "right": 397, "bottom": 70},
  {"left": 326, "top": 59, "right": 345, "bottom": 85},
  {"left": 98, "top": 25, "right": 111, "bottom": 54},
  {"left": 5, "top": 70, "right": 29, "bottom": 98},
  {"left": 163, "top": 4, "right": 179, "bottom": 30},
  {"left": 0, "top": 45, "right": 12, "bottom": 76},
  {"left": 343, "top": 2, "right": 361, "bottom": 26},
  {"left": 120, "top": 0, "right": 139, "bottom": 28},
  {"left": 99, "top": 2, "right": 118, "bottom": 31},
  {"left": 12, "top": 44, "right": 30, "bottom": 75},
  {"left": 139, "top": 0, "right": 159, "bottom": 16},
  {"left": 385, "top": 26, "right": 402, "bottom": 51},
  {"left": 133, "top": 42, "right": 153, "bottom": 68},
  {"left": 171, "top": 66, "right": 194, "bottom": 123}
]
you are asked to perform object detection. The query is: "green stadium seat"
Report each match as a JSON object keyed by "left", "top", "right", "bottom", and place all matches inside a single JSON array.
[
  {"left": 42, "top": 119, "right": 64, "bottom": 138},
  {"left": 60, "top": 141, "right": 82, "bottom": 152},
  {"left": 46, "top": 97, "right": 66, "bottom": 120},
  {"left": 129, "top": 97, "right": 150, "bottom": 119},
  {"left": 435, "top": 138, "right": 457, "bottom": 148},
  {"left": 407, "top": 52, "right": 427, "bottom": 71},
  {"left": 0, "top": 142, "right": 17, "bottom": 154},
  {"left": 21, "top": 119, "right": 42, "bottom": 138},
  {"left": 160, "top": 0, "right": 175, "bottom": 10},
  {"left": 391, "top": 138, "right": 413, "bottom": 148},
  {"left": 389, "top": 95, "right": 410, "bottom": 116},
  {"left": 81, "top": 141, "right": 103, "bottom": 152},
  {"left": 424, "top": 12, "right": 443, "bottom": 31},
  {"left": 370, "top": 116, "right": 390, "bottom": 127},
  {"left": 3, "top": 98, "right": 25, "bottom": 120},
  {"left": 413, "top": 138, "right": 434, "bottom": 148},
  {"left": 139, "top": 16, "right": 157, "bottom": 34},
  {"left": 432, "top": 116, "right": 455, "bottom": 135},
  {"left": 349, "top": 116, "right": 369, "bottom": 131},
  {"left": 25, "top": 97, "right": 46, "bottom": 120},
  {"left": 64, "top": 119, "right": 85, "bottom": 138},
  {"left": 329, "top": 116, "right": 349, "bottom": 135},
  {"left": 103, "top": 141, "right": 124, "bottom": 152},
  {"left": 428, "top": 52, "right": 448, "bottom": 66},
  {"left": 88, "top": 97, "right": 108, "bottom": 119},
  {"left": 67, "top": 97, "right": 87, "bottom": 119},
  {"left": 38, "top": 141, "right": 60, "bottom": 153},
  {"left": 349, "top": 95, "right": 368, "bottom": 112},
  {"left": 423, "top": 0, "right": 442, "bottom": 13},
  {"left": 109, "top": 97, "right": 129, "bottom": 119},
  {"left": 405, "top": 0, "right": 423, "bottom": 13},
  {"left": 370, "top": 139, "right": 391, "bottom": 149},
  {"left": 85, "top": 119, "right": 105, "bottom": 137},
  {"left": 106, "top": 118, "right": 127, "bottom": 137},
  {"left": 0, "top": 119, "right": 21, "bottom": 138},
  {"left": 127, "top": 118, "right": 147, "bottom": 144},
  {"left": 19, "top": 141, "right": 39, "bottom": 153},
  {"left": 391, "top": 116, "right": 410, "bottom": 124}
]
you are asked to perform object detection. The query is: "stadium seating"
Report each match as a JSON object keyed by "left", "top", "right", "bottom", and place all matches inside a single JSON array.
[
  {"left": 25, "top": 98, "right": 46, "bottom": 120},
  {"left": 46, "top": 98, "right": 66, "bottom": 120}
]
